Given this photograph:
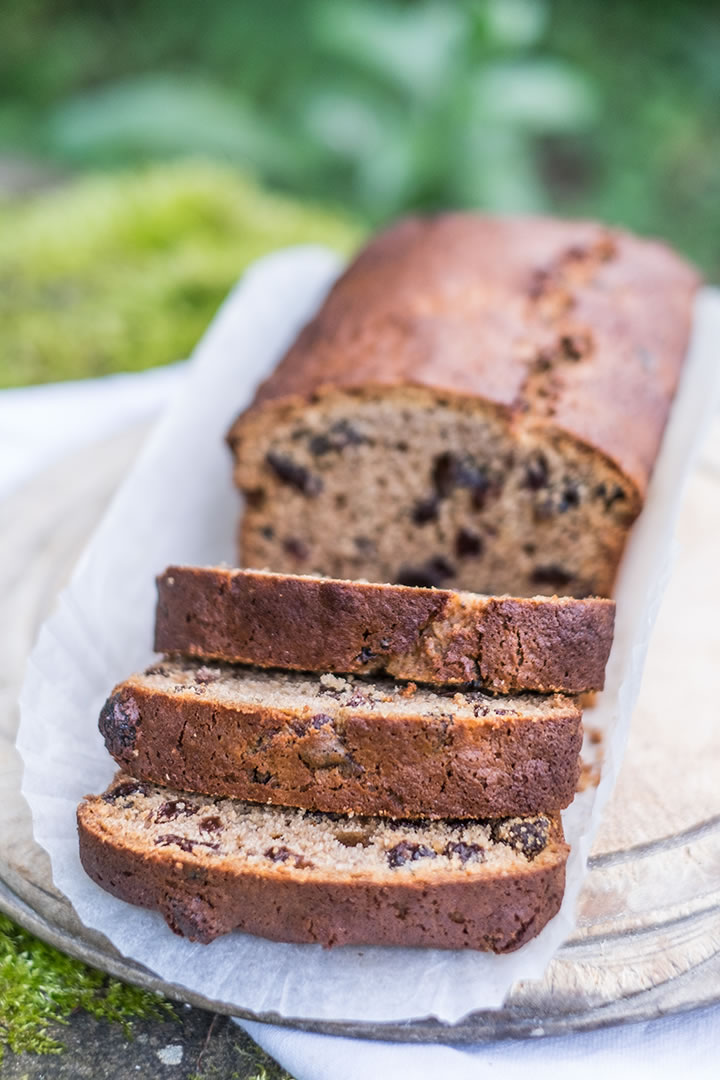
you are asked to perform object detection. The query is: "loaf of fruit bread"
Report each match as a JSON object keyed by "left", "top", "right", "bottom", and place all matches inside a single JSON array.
[
  {"left": 77, "top": 774, "right": 569, "bottom": 950},
  {"left": 99, "top": 658, "right": 582, "bottom": 819},
  {"left": 228, "top": 214, "right": 700, "bottom": 597},
  {"left": 155, "top": 566, "right": 615, "bottom": 692}
]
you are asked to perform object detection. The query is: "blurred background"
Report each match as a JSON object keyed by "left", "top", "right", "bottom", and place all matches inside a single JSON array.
[{"left": 2, "top": 0, "right": 719, "bottom": 388}]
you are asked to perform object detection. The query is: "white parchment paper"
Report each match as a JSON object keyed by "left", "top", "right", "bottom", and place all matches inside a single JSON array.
[{"left": 16, "top": 247, "right": 720, "bottom": 1024}]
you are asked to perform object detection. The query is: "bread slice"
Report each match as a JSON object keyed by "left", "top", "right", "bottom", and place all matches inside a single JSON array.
[
  {"left": 77, "top": 774, "right": 569, "bottom": 950},
  {"left": 100, "top": 658, "right": 582, "bottom": 819},
  {"left": 227, "top": 214, "right": 699, "bottom": 598},
  {"left": 155, "top": 566, "right": 615, "bottom": 693}
]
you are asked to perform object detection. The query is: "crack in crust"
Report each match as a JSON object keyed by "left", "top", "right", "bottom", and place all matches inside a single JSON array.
[
  {"left": 516, "top": 236, "right": 616, "bottom": 421},
  {"left": 227, "top": 216, "right": 698, "bottom": 598}
]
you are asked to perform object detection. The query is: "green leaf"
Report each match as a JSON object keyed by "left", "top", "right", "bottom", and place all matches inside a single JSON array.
[
  {"left": 47, "top": 75, "right": 301, "bottom": 175},
  {"left": 299, "top": 88, "right": 391, "bottom": 159},
  {"left": 310, "top": 0, "right": 467, "bottom": 99},
  {"left": 472, "top": 59, "right": 598, "bottom": 131},
  {"left": 355, "top": 136, "right": 420, "bottom": 214},
  {"left": 484, "top": 0, "right": 548, "bottom": 48},
  {"left": 451, "top": 127, "right": 546, "bottom": 212}
]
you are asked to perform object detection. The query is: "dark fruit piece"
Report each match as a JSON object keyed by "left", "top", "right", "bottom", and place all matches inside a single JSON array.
[
  {"left": 444, "top": 841, "right": 486, "bottom": 864},
  {"left": 99, "top": 694, "right": 140, "bottom": 753},
  {"left": 432, "top": 452, "right": 491, "bottom": 509},
  {"left": 387, "top": 841, "right": 437, "bottom": 868},
  {"left": 309, "top": 420, "right": 368, "bottom": 455},
  {"left": 283, "top": 537, "right": 309, "bottom": 560},
  {"left": 265, "top": 452, "right": 322, "bottom": 496},
  {"left": 531, "top": 565, "right": 573, "bottom": 588},
  {"left": 492, "top": 818, "right": 549, "bottom": 860},
  {"left": 524, "top": 454, "right": 549, "bottom": 491},
  {"left": 199, "top": 816, "right": 222, "bottom": 833},
  {"left": 455, "top": 528, "right": 484, "bottom": 558},
  {"left": 102, "top": 780, "right": 147, "bottom": 804},
  {"left": 397, "top": 556, "right": 455, "bottom": 588},
  {"left": 411, "top": 496, "right": 439, "bottom": 525},
  {"left": 155, "top": 799, "right": 197, "bottom": 824},
  {"left": 264, "top": 845, "right": 314, "bottom": 869},
  {"left": 156, "top": 833, "right": 195, "bottom": 853}
]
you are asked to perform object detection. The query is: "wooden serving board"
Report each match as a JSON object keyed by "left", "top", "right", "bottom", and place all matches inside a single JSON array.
[{"left": 2, "top": 421, "right": 720, "bottom": 1043}]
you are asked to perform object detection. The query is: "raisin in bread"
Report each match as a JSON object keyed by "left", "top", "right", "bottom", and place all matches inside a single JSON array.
[
  {"left": 100, "top": 658, "right": 582, "bottom": 819},
  {"left": 156, "top": 566, "right": 614, "bottom": 693},
  {"left": 78, "top": 774, "right": 568, "bottom": 950},
  {"left": 228, "top": 214, "right": 700, "bottom": 598}
]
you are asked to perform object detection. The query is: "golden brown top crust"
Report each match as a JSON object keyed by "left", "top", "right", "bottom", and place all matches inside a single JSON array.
[{"left": 235, "top": 214, "right": 701, "bottom": 498}]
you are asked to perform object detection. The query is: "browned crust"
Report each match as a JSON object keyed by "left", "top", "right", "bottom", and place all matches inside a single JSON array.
[
  {"left": 99, "top": 679, "right": 583, "bottom": 818},
  {"left": 228, "top": 214, "right": 700, "bottom": 501},
  {"left": 77, "top": 802, "right": 568, "bottom": 951},
  {"left": 154, "top": 566, "right": 615, "bottom": 693}
]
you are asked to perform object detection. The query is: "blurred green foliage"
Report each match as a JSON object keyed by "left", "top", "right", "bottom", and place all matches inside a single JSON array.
[
  {"left": 0, "top": 0, "right": 718, "bottom": 389},
  {"left": 1, "top": 0, "right": 718, "bottom": 272},
  {"left": 1, "top": 0, "right": 600, "bottom": 216},
  {"left": 2, "top": 0, "right": 603, "bottom": 219}
]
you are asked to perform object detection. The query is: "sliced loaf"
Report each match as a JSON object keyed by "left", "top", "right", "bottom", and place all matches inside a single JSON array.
[
  {"left": 155, "top": 565, "right": 615, "bottom": 693},
  {"left": 78, "top": 774, "right": 569, "bottom": 950},
  {"left": 228, "top": 214, "right": 699, "bottom": 598},
  {"left": 99, "top": 658, "right": 582, "bottom": 819}
]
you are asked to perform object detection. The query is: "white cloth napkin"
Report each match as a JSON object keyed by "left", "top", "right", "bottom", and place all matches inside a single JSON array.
[
  {"left": 243, "top": 1006, "right": 720, "bottom": 1080},
  {"left": 4, "top": 369, "right": 720, "bottom": 1079},
  {"left": 0, "top": 364, "right": 182, "bottom": 501}
]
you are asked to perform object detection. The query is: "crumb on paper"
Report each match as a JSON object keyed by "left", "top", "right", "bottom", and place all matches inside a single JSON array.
[
  {"left": 320, "top": 673, "right": 349, "bottom": 691},
  {"left": 577, "top": 759, "right": 601, "bottom": 793}
]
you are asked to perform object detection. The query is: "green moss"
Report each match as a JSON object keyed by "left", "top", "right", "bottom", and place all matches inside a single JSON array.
[
  {"left": 184, "top": 1045, "right": 293, "bottom": 1079},
  {"left": 245, "top": 1068, "right": 292, "bottom": 1080},
  {"left": 0, "top": 913, "right": 173, "bottom": 1062},
  {"left": 233, "top": 1049, "right": 293, "bottom": 1080},
  {"left": 0, "top": 160, "right": 362, "bottom": 388},
  {"left": 189, "top": 1065, "right": 292, "bottom": 1080}
]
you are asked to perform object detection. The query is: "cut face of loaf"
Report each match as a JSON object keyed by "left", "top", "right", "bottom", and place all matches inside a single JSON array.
[
  {"left": 233, "top": 391, "right": 634, "bottom": 597},
  {"left": 155, "top": 566, "right": 615, "bottom": 693},
  {"left": 99, "top": 659, "right": 583, "bottom": 819},
  {"left": 78, "top": 774, "right": 569, "bottom": 950},
  {"left": 228, "top": 215, "right": 699, "bottom": 597}
]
